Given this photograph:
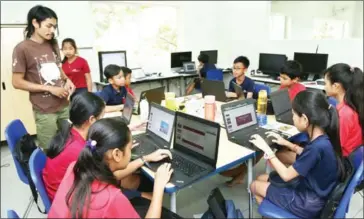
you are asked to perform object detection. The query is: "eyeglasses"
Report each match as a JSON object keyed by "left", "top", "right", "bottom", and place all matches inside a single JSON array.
[{"left": 233, "top": 67, "right": 245, "bottom": 71}]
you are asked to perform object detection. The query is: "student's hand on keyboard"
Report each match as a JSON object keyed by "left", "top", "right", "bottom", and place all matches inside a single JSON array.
[
  {"left": 129, "top": 120, "right": 148, "bottom": 131},
  {"left": 145, "top": 149, "right": 172, "bottom": 162},
  {"left": 265, "top": 131, "right": 290, "bottom": 147},
  {"left": 249, "top": 134, "right": 274, "bottom": 155},
  {"left": 154, "top": 163, "right": 174, "bottom": 189},
  {"left": 226, "top": 91, "right": 237, "bottom": 98},
  {"left": 131, "top": 140, "right": 139, "bottom": 149}
]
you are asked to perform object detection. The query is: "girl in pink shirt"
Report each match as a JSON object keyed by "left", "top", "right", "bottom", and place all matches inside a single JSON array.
[
  {"left": 324, "top": 63, "right": 364, "bottom": 156},
  {"left": 48, "top": 119, "right": 179, "bottom": 219}
]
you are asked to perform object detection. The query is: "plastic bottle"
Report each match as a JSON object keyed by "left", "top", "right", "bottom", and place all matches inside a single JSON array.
[
  {"left": 204, "top": 95, "right": 216, "bottom": 121},
  {"left": 140, "top": 98, "right": 149, "bottom": 121},
  {"left": 257, "top": 90, "right": 268, "bottom": 115}
]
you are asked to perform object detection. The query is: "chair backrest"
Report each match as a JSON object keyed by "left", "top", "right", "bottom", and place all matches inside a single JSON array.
[
  {"left": 254, "top": 83, "right": 271, "bottom": 96},
  {"left": 349, "top": 145, "right": 364, "bottom": 170},
  {"left": 7, "top": 210, "right": 20, "bottom": 219},
  {"left": 5, "top": 119, "right": 30, "bottom": 184},
  {"left": 206, "top": 69, "right": 223, "bottom": 81},
  {"left": 29, "top": 148, "right": 52, "bottom": 212},
  {"left": 327, "top": 97, "right": 338, "bottom": 107}
]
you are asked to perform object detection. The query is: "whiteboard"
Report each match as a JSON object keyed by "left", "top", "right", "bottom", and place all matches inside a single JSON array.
[{"left": 77, "top": 47, "right": 101, "bottom": 82}]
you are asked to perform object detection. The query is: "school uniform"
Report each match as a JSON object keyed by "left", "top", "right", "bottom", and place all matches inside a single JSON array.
[
  {"left": 62, "top": 56, "right": 90, "bottom": 94},
  {"left": 98, "top": 84, "right": 127, "bottom": 105},
  {"left": 337, "top": 101, "right": 363, "bottom": 156},
  {"left": 195, "top": 63, "right": 217, "bottom": 90},
  {"left": 266, "top": 135, "right": 339, "bottom": 218},
  {"left": 279, "top": 83, "right": 306, "bottom": 101},
  {"left": 228, "top": 76, "right": 255, "bottom": 98},
  {"left": 126, "top": 85, "right": 135, "bottom": 97}
]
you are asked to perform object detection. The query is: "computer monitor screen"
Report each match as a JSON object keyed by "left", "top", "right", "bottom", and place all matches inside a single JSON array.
[
  {"left": 258, "top": 53, "right": 287, "bottom": 74},
  {"left": 171, "top": 52, "right": 192, "bottom": 68},
  {"left": 200, "top": 50, "right": 218, "bottom": 64},
  {"left": 147, "top": 105, "right": 175, "bottom": 142},
  {"left": 98, "top": 51, "right": 127, "bottom": 82},
  {"left": 223, "top": 103, "right": 257, "bottom": 134},
  {"left": 293, "top": 52, "right": 328, "bottom": 74}
]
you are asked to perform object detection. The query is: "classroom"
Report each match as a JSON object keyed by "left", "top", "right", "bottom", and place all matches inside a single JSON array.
[{"left": 1, "top": 1, "right": 363, "bottom": 218}]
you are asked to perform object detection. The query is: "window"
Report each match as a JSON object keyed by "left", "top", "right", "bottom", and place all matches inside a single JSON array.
[
  {"left": 91, "top": 2, "right": 178, "bottom": 72},
  {"left": 313, "top": 19, "right": 349, "bottom": 39},
  {"left": 269, "top": 15, "right": 287, "bottom": 40}
]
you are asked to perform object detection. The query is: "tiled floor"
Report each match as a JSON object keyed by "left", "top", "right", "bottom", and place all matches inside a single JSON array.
[{"left": 1, "top": 144, "right": 363, "bottom": 218}]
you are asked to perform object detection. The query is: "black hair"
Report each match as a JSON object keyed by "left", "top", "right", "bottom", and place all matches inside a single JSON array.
[
  {"left": 66, "top": 118, "right": 131, "bottom": 218},
  {"left": 24, "top": 5, "right": 60, "bottom": 62},
  {"left": 292, "top": 90, "right": 346, "bottom": 181},
  {"left": 46, "top": 92, "right": 106, "bottom": 159},
  {"left": 234, "top": 56, "right": 250, "bottom": 68},
  {"left": 120, "top": 66, "right": 132, "bottom": 76},
  {"left": 324, "top": 63, "right": 364, "bottom": 138},
  {"left": 198, "top": 53, "right": 209, "bottom": 64},
  {"left": 61, "top": 38, "right": 78, "bottom": 64},
  {"left": 281, "top": 60, "right": 303, "bottom": 80},
  {"left": 104, "top": 64, "right": 122, "bottom": 80}
]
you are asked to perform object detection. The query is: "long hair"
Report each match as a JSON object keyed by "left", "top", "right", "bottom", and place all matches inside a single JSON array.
[
  {"left": 65, "top": 119, "right": 131, "bottom": 218},
  {"left": 61, "top": 38, "right": 78, "bottom": 64},
  {"left": 292, "top": 90, "right": 346, "bottom": 181},
  {"left": 46, "top": 92, "right": 105, "bottom": 158}
]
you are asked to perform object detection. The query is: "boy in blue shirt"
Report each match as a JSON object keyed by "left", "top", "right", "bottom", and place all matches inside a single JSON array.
[
  {"left": 98, "top": 64, "right": 127, "bottom": 112},
  {"left": 227, "top": 56, "right": 255, "bottom": 99}
]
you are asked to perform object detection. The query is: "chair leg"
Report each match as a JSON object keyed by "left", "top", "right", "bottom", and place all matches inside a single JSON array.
[{"left": 22, "top": 196, "right": 34, "bottom": 218}]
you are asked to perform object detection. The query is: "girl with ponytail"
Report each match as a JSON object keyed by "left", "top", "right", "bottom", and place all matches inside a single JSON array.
[
  {"left": 324, "top": 63, "right": 364, "bottom": 156},
  {"left": 48, "top": 118, "right": 177, "bottom": 219},
  {"left": 249, "top": 90, "right": 345, "bottom": 218}
]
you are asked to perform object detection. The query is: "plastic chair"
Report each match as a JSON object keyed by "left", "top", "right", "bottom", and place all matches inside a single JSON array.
[
  {"left": 328, "top": 97, "right": 338, "bottom": 107},
  {"left": 7, "top": 210, "right": 20, "bottom": 218},
  {"left": 206, "top": 69, "right": 223, "bottom": 81},
  {"left": 29, "top": 148, "right": 52, "bottom": 213},
  {"left": 254, "top": 83, "right": 271, "bottom": 96}
]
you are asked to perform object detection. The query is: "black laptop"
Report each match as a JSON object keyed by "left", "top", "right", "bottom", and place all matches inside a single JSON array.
[
  {"left": 122, "top": 92, "right": 135, "bottom": 124},
  {"left": 136, "top": 86, "right": 165, "bottom": 115},
  {"left": 201, "top": 80, "right": 235, "bottom": 102},
  {"left": 232, "top": 82, "right": 246, "bottom": 100},
  {"left": 270, "top": 88, "right": 294, "bottom": 125},
  {"left": 148, "top": 111, "right": 220, "bottom": 188},
  {"left": 132, "top": 103, "right": 175, "bottom": 157},
  {"left": 221, "top": 99, "right": 289, "bottom": 151}
]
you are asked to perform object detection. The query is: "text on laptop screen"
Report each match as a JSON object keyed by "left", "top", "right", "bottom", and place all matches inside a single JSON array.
[
  {"left": 123, "top": 94, "right": 134, "bottom": 122},
  {"left": 175, "top": 115, "right": 218, "bottom": 160},
  {"left": 147, "top": 106, "right": 174, "bottom": 142},
  {"left": 223, "top": 104, "right": 257, "bottom": 134}
]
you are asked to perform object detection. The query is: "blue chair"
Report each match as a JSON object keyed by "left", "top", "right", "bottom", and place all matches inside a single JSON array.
[
  {"left": 7, "top": 210, "right": 20, "bottom": 218},
  {"left": 254, "top": 83, "right": 271, "bottom": 96},
  {"left": 206, "top": 69, "right": 223, "bottom": 81},
  {"left": 29, "top": 148, "right": 52, "bottom": 213},
  {"left": 328, "top": 97, "right": 338, "bottom": 107}
]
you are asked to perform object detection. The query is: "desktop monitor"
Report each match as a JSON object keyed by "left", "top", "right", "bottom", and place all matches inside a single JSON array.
[
  {"left": 200, "top": 50, "right": 218, "bottom": 64},
  {"left": 171, "top": 52, "right": 192, "bottom": 68},
  {"left": 98, "top": 51, "right": 127, "bottom": 82},
  {"left": 258, "top": 53, "right": 287, "bottom": 75},
  {"left": 293, "top": 52, "right": 328, "bottom": 80}
]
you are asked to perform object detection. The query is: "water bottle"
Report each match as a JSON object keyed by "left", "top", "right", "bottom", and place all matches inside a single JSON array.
[
  {"left": 204, "top": 95, "right": 216, "bottom": 121},
  {"left": 257, "top": 90, "right": 268, "bottom": 126},
  {"left": 140, "top": 98, "right": 149, "bottom": 121}
]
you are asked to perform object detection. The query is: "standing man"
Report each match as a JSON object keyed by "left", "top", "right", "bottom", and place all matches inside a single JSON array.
[{"left": 12, "top": 5, "right": 75, "bottom": 150}]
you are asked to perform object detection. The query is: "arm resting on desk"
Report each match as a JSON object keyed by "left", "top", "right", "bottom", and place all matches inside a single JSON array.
[{"left": 105, "top": 104, "right": 124, "bottom": 113}]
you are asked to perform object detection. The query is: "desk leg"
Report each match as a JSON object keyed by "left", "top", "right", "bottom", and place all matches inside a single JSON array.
[
  {"left": 179, "top": 77, "right": 185, "bottom": 96},
  {"left": 170, "top": 192, "right": 177, "bottom": 213},
  {"left": 248, "top": 159, "right": 253, "bottom": 218}
]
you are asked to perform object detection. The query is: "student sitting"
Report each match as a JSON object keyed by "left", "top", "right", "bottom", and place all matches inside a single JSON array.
[
  {"left": 227, "top": 56, "right": 255, "bottom": 99},
  {"left": 324, "top": 63, "right": 364, "bottom": 156},
  {"left": 186, "top": 53, "right": 217, "bottom": 95},
  {"left": 279, "top": 60, "right": 306, "bottom": 101},
  {"left": 121, "top": 67, "right": 136, "bottom": 98},
  {"left": 250, "top": 90, "right": 345, "bottom": 218},
  {"left": 98, "top": 64, "right": 127, "bottom": 112},
  {"left": 48, "top": 118, "right": 178, "bottom": 219},
  {"left": 43, "top": 92, "right": 106, "bottom": 201}
]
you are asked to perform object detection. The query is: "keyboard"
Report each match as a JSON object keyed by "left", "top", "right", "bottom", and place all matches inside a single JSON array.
[
  {"left": 132, "top": 135, "right": 158, "bottom": 155},
  {"left": 171, "top": 154, "right": 206, "bottom": 177}
]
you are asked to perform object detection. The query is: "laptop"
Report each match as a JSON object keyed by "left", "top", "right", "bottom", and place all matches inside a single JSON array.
[
  {"left": 121, "top": 92, "right": 135, "bottom": 124},
  {"left": 270, "top": 88, "right": 294, "bottom": 125},
  {"left": 148, "top": 111, "right": 220, "bottom": 187},
  {"left": 136, "top": 86, "right": 165, "bottom": 115},
  {"left": 232, "top": 82, "right": 246, "bottom": 100},
  {"left": 221, "top": 99, "right": 289, "bottom": 151},
  {"left": 201, "top": 80, "right": 234, "bottom": 102},
  {"left": 132, "top": 103, "right": 175, "bottom": 157}
]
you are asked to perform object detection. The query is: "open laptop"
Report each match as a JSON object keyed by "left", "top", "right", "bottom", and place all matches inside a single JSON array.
[
  {"left": 121, "top": 92, "right": 135, "bottom": 124},
  {"left": 221, "top": 99, "right": 289, "bottom": 151},
  {"left": 148, "top": 111, "right": 220, "bottom": 187},
  {"left": 132, "top": 103, "right": 175, "bottom": 157},
  {"left": 232, "top": 82, "right": 246, "bottom": 100},
  {"left": 136, "top": 86, "right": 165, "bottom": 115},
  {"left": 270, "top": 88, "right": 294, "bottom": 125},
  {"left": 201, "top": 80, "right": 234, "bottom": 102}
]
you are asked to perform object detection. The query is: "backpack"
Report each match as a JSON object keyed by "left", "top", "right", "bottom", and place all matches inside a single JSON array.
[
  {"left": 201, "top": 200, "right": 244, "bottom": 219},
  {"left": 13, "top": 134, "right": 46, "bottom": 214},
  {"left": 319, "top": 157, "right": 354, "bottom": 218}
]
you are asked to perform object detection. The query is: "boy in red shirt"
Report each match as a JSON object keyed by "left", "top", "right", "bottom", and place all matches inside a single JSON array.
[
  {"left": 121, "top": 67, "right": 136, "bottom": 98},
  {"left": 279, "top": 60, "right": 306, "bottom": 101}
]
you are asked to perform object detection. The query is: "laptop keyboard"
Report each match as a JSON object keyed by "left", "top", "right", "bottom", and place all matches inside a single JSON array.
[
  {"left": 132, "top": 135, "right": 158, "bottom": 155},
  {"left": 171, "top": 154, "right": 206, "bottom": 177}
]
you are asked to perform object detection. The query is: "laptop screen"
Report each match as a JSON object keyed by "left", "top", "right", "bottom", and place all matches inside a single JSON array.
[
  {"left": 271, "top": 89, "right": 291, "bottom": 115},
  {"left": 147, "top": 105, "right": 174, "bottom": 142},
  {"left": 122, "top": 93, "right": 135, "bottom": 123},
  {"left": 174, "top": 113, "right": 219, "bottom": 163},
  {"left": 223, "top": 103, "right": 257, "bottom": 134}
]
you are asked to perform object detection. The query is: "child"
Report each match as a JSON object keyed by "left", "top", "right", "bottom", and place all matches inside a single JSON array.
[
  {"left": 120, "top": 66, "right": 135, "bottom": 97},
  {"left": 48, "top": 118, "right": 179, "bottom": 218},
  {"left": 62, "top": 38, "right": 92, "bottom": 94},
  {"left": 250, "top": 90, "right": 345, "bottom": 218},
  {"left": 279, "top": 60, "right": 306, "bottom": 100},
  {"left": 324, "top": 63, "right": 364, "bottom": 156},
  {"left": 98, "top": 64, "right": 127, "bottom": 112},
  {"left": 227, "top": 56, "right": 255, "bottom": 99},
  {"left": 186, "top": 53, "right": 217, "bottom": 95}
]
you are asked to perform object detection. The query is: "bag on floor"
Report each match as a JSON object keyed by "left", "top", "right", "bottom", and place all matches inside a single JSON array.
[{"left": 14, "top": 134, "right": 45, "bottom": 214}]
